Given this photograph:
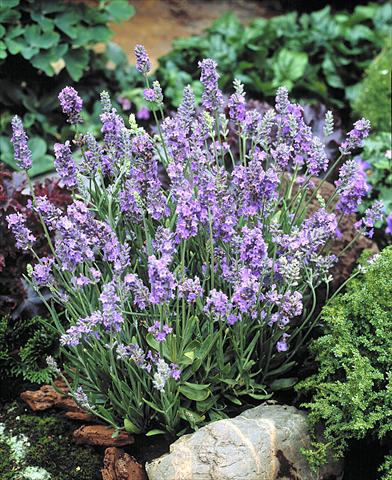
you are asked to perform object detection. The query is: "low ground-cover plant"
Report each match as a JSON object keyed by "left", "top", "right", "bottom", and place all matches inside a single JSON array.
[
  {"left": 0, "top": 403, "right": 102, "bottom": 480},
  {"left": 6, "top": 46, "right": 384, "bottom": 435},
  {"left": 0, "top": 0, "right": 137, "bottom": 176},
  {"left": 156, "top": 4, "right": 391, "bottom": 113},
  {"left": 297, "top": 247, "right": 392, "bottom": 479}
]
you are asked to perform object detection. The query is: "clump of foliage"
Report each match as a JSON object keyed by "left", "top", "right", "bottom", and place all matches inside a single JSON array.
[
  {"left": 297, "top": 247, "right": 392, "bottom": 477},
  {"left": 353, "top": 43, "right": 391, "bottom": 133},
  {"left": 7, "top": 46, "right": 384, "bottom": 436},
  {"left": 0, "top": 403, "right": 102, "bottom": 480},
  {"left": 0, "top": 315, "right": 58, "bottom": 386},
  {"left": 0, "top": 0, "right": 137, "bottom": 175},
  {"left": 156, "top": 4, "right": 391, "bottom": 112}
]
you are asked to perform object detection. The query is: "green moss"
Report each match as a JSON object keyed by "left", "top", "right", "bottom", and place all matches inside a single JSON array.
[
  {"left": 297, "top": 247, "right": 392, "bottom": 476},
  {"left": 1, "top": 403, "right": 102, "bottom": 480},
  {"left": 353, "top": 43, "right": 392, "bottom": 132},
  {"left": 0, "top": 439, "right": 18, "bottom": 480}
]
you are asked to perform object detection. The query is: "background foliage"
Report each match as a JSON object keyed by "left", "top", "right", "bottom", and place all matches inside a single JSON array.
[
  {"left": 0, "top": 0, "right": 136, "bottom": 176},
  {"left": 156, "top": 3, "right": 391, "bottom": 113}
]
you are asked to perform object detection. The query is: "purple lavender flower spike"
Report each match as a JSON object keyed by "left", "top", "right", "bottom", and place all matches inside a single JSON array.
[
  {"left": 143, "top": 88, "right": 156, "bottom": 102},
  {"left": 124, "top": 273, "right": 150, "bottom": 310},
  {"left": 11, "top": 116, "right": 32, "bottom": 170},
  {"left": 148, "top": 321, "right": 173, "bottom": 342},
  {"left": 240, "top": 226, "right": 268, "bottom": 274},
  {"left": 54, "top": 141, "right": 77, "bottom": 187},
  {"left": 99, "top": 281, "right": 124, "bottom": 331},
  {"left": 148, "top": 255, "right": 175, "bottom": 304},
  {"left": 198, "top": 58, "right": 223, "bottom": 113},
  {"left": 204, "top": 289, "right": 230, "bottom": 319},
  {"left": 340, "top": 118, "right": 371, "bottom": 155},
  {"left": 58, "top": 86, "right": 83, "bottom": 124},
  {"left": 134, "top": 44, "right": 151, "bottom": 74},
  {"left": 277, "top": 333, "right": 290, "bottom": 352},
  {"left": 178, "top": 85, "right": 195, "bottom": 130},
  {"left": 354, "top": 200, "right": 384, "bottom": 238},
  {"left": 6, "top": 212, "right": 36, "bottom": 250},
  {"left": 178, "top": 276, "right": 203, "bottom": 303},
  {"left": 335, "top": 160, "right": 370, "bottom": 214},
  {"left": 32, "top": 257, "right": 54, "bottom": 286},
  {"left": 228, "top": 79, "right": 246, "bottom": 124},
  {"left": 32, "top": 195, "right": 62, "bottom": 231}
]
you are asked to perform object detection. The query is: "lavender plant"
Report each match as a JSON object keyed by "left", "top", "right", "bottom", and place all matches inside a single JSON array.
[{"left": 6, "top": 45, "right": 382, "bottom": 435}]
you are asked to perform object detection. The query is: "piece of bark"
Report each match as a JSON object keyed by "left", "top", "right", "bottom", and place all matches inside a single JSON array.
[
  {"left": 20, "top": 383, "right": 80, "bottom": 412},
  {"left": 73, "top": 425, "right": 134, "bottom": 447},
  {"left": 102, "top": 447, "right": 147, "bottom": 480},
  {"left": 63, "top": 410, "right": 95, "bottom": 422}
]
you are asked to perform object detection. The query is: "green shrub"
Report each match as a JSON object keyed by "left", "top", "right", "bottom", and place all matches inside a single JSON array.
[
  {"left": 353, "top": 43, "right": 392, "bottom": 132},
  {"left": 156, "top": 4, "right": 391, "bottom": 111},
  {"left": 297, "top": 247, "right": 392, "bottom": 476},
  {"left": 0, "top": 0, "right": 137, "bottom": 176},
  {"left": 0, "top": 315, "right": 59, "bottom": 385}
]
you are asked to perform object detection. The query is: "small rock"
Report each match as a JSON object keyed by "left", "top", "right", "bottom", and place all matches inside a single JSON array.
[
  {"left": 73, "top": 425, "right": 134, "bottom": 447},
  {"left": 102, "top": 447, "right": 147, "bottom": 480},
  {"left": 146, "top": 404, "right": 342, "bottom": 480}
]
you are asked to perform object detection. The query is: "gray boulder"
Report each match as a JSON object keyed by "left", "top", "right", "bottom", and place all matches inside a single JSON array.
[{"left": 146, "top": 404, "right": 342, "bottom": 480}]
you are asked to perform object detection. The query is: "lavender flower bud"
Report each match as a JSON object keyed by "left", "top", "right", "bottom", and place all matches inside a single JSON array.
[
  {"left": 340, "top": 118, "right": 371, "bottom": 155},
  {"left": 6, "top": 212, "right": 36, "bottom": 250},
  {"left": 58, "top": 86, "right": 83, "bottom": 124},
  {"left": 198, "top": 58, "right": 223, "bottom": 113},
  {"left": 11, "top": 116, "right": 32, "bottom": 170},
  {"left": 323, "top": 110, "right": 334, "bottom": 138},
  {"left": 100, "top": 90, "right": 112, "bottom": 113},
  {"left": 54, "top": 141, "right": 77, "bottom": 187},
  {"left": 178, "top": 85, "right": 195, "bottom": 130},
  {"left": 134, "top": 44, "right": 151, "bottom": 74}
]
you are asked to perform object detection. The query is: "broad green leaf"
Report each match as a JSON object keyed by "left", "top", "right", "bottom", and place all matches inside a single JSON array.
[
  {"left": 124, "top": 417, "right": 142, "bottom": 434},
  {"left": 54, "top": 11, "right": 80, "bottom": 38},
  {"left": 88, "top": 25, "right": 112, "bottom": 44},
  {"left": 28, "top": 137, "right": 54, "bottom": 177},
  {"left": 30, "top": 11, "right": 54, "bottom": 32},
  {"left": 178, "top": 407, "right": 205, "bottom": 425},
  {"left": 269, "top": 377, "right": 298, "bottom": 391},
  {"left": 1, "top": 0, "right": 19, "bottom": 7},
  {"left": 273, "top": 48, "right": 308, "bottom": 84},
  {"left": 20, "top": 45, "right": 39, "bottom": 60},
  {"left": 248, "top": 392, "right": 273, "bottom": 400},
  {"left": 179, "top": 383, "right": 210, "bottom": 401},
  {"left": 24, "top": 25, "right": 59, "bottom": 49},
  {"left": 0, "top": 136, "right": 15, "bottom": 168},
  {"left": 64, "top": 48, "right": 89, "bottom": 81},
  {"left": 146, "top": 429, "right": 166, "bottom": 436},
  {"left": 4, "top": 37, "right": 24, "bottom": 55},
  {"left": 0, "top": 8, "right": 20, "bottom": 24},
  {"left": 0, "top": 25, "right": 5, "bottom": 38},
  {"left": 107, "top": 1, "right": 135, "bottom": 22}
]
